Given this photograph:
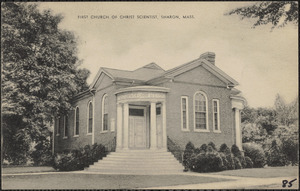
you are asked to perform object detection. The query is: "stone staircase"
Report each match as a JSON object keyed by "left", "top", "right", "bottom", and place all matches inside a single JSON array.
[{"left": 85, "top": 150, "right": 184, "bottom": 174}]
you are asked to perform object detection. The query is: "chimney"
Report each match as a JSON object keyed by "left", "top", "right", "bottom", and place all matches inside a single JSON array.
[{"left": 200, "top": 52, "right": 215, "bottom": 65}]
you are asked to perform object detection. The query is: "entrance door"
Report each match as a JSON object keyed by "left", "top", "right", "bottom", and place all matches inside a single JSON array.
[{"left": 129, "top": 107, "right": 147, "bottom": 149}]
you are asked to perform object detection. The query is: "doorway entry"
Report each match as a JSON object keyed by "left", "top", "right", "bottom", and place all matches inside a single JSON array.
[{"left": 128, "top": 106, "right": 148, "bottom": 149}]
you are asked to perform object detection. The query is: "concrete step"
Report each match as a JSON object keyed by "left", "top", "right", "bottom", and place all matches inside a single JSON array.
[
  {"left": 85, "top": 168, "right": 183, "bottom": 174},
  {"left": 91, "top": 162, "right": 183, "bottom": 168},
  {"left": 85, "top": 150, "right": 184, "bottom": 174}
]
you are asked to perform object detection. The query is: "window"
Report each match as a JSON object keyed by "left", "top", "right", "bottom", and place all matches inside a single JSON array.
[
  {"left": 194, "top": 91, "right": 208, "bottom": 131},
  {"left": 74, "top": 107, "right": 79, "bottom": 136},
  {"left": 55, "top": 117, "right": 60, "bottom": 136},
  {"left": 102, "top": 94, "right": 108, "bottom": 131},
  {"left": 181, "top": 96, "right": 189, "bottom": 131},
  {"left": 88, "top": 101, "right": 93, "bottom": 134},
  {"left": 64, "top": 115, "right": 68, "bottom": 138},
  {"left": 129, "top": 108, "right": 144, "bottom": 116},
  {"left": 213, "top": 99, "right": 220, "bottom": 132}
]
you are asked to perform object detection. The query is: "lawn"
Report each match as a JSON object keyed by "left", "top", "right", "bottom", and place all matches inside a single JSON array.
[
  {"left": 2, "top": 166, "right": 56, "bottom": 174},
  {"left": 211, "top": 166, "right": 299, "bottom": 178},
  {"left": 2, "top": 173, "right": 231, "bottom": 189}
]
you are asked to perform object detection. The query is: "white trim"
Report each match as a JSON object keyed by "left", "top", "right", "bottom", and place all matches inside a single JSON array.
[
  {"left": 181, "top": 96, "right": 189, "bottom": 131},
  {"left": 55, "top": 117, "right": 60, "bottom": 136},
  {"left": 102, "top": 94, "right": 109, "bottom": 132},
  {"left": 87, "top": 100, "right": 93, "bottom": 134},
  {"left": 92, "top": 95, "right": 95, "bottom": 144},
  {"left": 193, "top": 91, "right": 209, "bottom": 132},
  {"left": 74, "top": 106, "right": 79, "bottom": 136},
  {"left": 63, "top": 115, "right": 68, "bottom": 138},
  {"left": 212, "top": 99, "right": 221, "bottom": 133}
]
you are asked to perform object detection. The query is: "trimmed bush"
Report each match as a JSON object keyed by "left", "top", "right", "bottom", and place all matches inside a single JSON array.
[
  {"left": 244, "top": 156, "right": 253, "bottom": 168},
  {"left": 191, "top": 152, "right": 224, "bottom": 173},
  {"left": 199, "top": 144, "right": 208, "bottom": 154},
  {"left": 219, "top": 144, "right": 235, "bottom": 170},
  {"left": 243, "top": 142, "right": 265, "bottom": 168},
  {"left": 53, "top": 152, "right": 80, "bottom": 171},
  {"left": 183, "top": 142, "right": 195, "bottom": 169},
  {"left": 231, "top": 144, "right": 246, "bottom": 168},
  {"left": 233, "top": 157, "right": 242, "bottom": 169},
  {"left": 208, "top": 142, "right": 217, "bottom": 151},
  {"left": 53, "top": 143, "right": 107, "bottom": 171}
]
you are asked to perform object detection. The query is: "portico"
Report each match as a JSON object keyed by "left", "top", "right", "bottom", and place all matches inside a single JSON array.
[{"left": 115, "top": 86, "right": 169, "bottom": 151}]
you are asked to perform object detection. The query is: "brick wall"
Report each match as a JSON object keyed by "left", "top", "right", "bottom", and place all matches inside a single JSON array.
[{"left": 162, "top": 66, "right": 236, "bottom": 150}]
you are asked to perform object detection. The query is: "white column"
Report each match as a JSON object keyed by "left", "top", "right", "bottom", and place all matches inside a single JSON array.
[
  {"left": 162, "top": 101, "right": 167, "bottom": 151},
  {"left": 123, "top": 103, "right": 129, "bottom": 149},
  {"left": 116, "top": 103, "right": 123, "bottom": 151},
  {"left": 235, "top": 108, "right": 242, "bottom": 150},
  {"left": 92, "top": 95, "right": 95, "bottom": 144},
  {"left": 150, "top": 102, "right": 157, "bottom": 150}
]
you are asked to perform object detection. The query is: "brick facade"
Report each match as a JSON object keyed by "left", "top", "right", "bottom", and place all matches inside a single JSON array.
[{"left": 54, "top": 52, "right": 244, "bottom": 153}]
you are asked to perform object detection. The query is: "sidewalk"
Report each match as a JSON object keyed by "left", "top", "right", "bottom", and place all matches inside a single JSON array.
[{"left": 141, "top": 175, "right": 299, "bottom": 189}]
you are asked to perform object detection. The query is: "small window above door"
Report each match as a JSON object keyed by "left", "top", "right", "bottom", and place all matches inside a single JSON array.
[{"left": 129, "top": 108, "right": 144, "bottom": 116}]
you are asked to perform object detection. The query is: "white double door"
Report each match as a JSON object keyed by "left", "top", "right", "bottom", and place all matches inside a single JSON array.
[
  {"left": 129, "top": 107, "right": 147, "bottom": 149},
  {"left": 128, "top": 105, "right": 163, "bottom": 149}
]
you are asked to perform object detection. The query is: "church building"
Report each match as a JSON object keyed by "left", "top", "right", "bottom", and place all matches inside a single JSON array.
[{"left": 54, "top": 52, "right": 246, "bottom": 173}]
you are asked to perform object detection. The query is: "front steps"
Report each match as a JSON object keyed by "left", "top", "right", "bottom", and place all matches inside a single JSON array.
[{"left": 85, "top": 150, "right": 184, "bottom": 174}]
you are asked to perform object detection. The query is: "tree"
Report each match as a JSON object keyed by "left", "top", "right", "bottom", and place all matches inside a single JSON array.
[
  {"left": 227, "top": 1, "right": 298, "bottom": 29},
  {"left": 1, "top": 2, "right": 90, "bottom": 164},
  {"left": 274, "top": 94, "right": 298, "bottom": 127}
]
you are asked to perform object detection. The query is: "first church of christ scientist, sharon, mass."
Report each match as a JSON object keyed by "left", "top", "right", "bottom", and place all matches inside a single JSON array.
[{"left": 53, "top": 52, "right": 246, "bottom": 173}]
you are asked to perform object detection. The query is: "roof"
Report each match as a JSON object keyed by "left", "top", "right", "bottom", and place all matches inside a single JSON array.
[{"left": 89, "top": 53, "right": 239, "bottom": 89}]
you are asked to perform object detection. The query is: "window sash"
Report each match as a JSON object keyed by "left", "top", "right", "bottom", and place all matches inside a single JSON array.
[
  {"left": 103, "top": 114, "right": 108, "bottom": 131},
  {"left": 75, "top": 108, "right": 79, "bottom": 135},
  {"left": 64, "top": 116, "right": 68, "bottom": 137}
]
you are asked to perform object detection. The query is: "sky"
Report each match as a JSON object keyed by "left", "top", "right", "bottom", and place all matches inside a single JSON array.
[{"left": 38, "top": 2, "right": 298, "bottom": 108}]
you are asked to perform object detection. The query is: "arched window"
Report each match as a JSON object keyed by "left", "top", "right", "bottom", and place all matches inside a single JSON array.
[
  {"left": 74, "top": 107, "right": 79, "bottom": 136},
  {"left": 194, "top": 91, "right": 208, "bottom": 131},
  {"left": 102, "top": 94, "right": 108, "bottom": 131},
  {"left": 88, "top": 101, "right": 93, "bottom": 134}
]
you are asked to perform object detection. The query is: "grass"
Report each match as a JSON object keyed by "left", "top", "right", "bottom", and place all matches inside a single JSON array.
[
  {"left": 2, "top": 174, "right": 231, "bottom": 189},
  {"left": 2, "top": 166, "right": 56, "bottom": 174},
  {"left": 210, "top": 166, "right": 299, "bottom": 178}
]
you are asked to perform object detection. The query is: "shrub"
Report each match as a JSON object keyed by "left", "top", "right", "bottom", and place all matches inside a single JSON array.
[
  {"left": 266, "top": 140, "right": 287, "bottom": 166},
  {"left": 219, "top": 153, "right": 229, "bottom": 170},
  {"left": 234, "top": 157, "right": 242, "bottom": 169},
  {"left": 243, "top": 142, "right": 265, "bottom": 168},
  {"left": 191, "top": 152, "right": 224, "bottom": 173},
  {"left": 183, "top": 142, "right": 195, "bottom": 169},
  {"left": 91, "top": 143, "right": 107, "bottom": 162},
  {"left": 231, "top": 144, "right": 246, "bottom": 168},
  {"left": 244, "top": 156, "right": 253, "bottom": 168},
  {"left": 199, "top": 144, "right": 208, "bottom": 154},
  {"left": 231, "top": 144, "right": 242, "bottom": 157},
  {"left": 53, "top": 152, "right": 80, "bottom": 171},
  {"left": 282, "top": 139, "right": 299, "bottom": 165},
  {"left": 219, "top": 144, "right": 235, "bottom": 170},
  {"left": 208, "top": 142, "right": 217, "bottom": 151},
  {"left": 30, "top": 137, "right": 53, "bottom": 166},
  {"left": 53, "top": 143, "right": 107, "bottom": 171}
]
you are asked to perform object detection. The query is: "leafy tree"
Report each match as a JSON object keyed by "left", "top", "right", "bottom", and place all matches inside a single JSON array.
[
  {"left": 241, "top": 106, "right": 257, "bottom": 123},
  {"left": 1, "top": 2, "right": 90, "bottom": 164},
  {"left": 275, "top": 94, "right": 298, "bottom": 127},
  {"left": 227, "top": 1, "right": 298, "bottom": 29}
]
